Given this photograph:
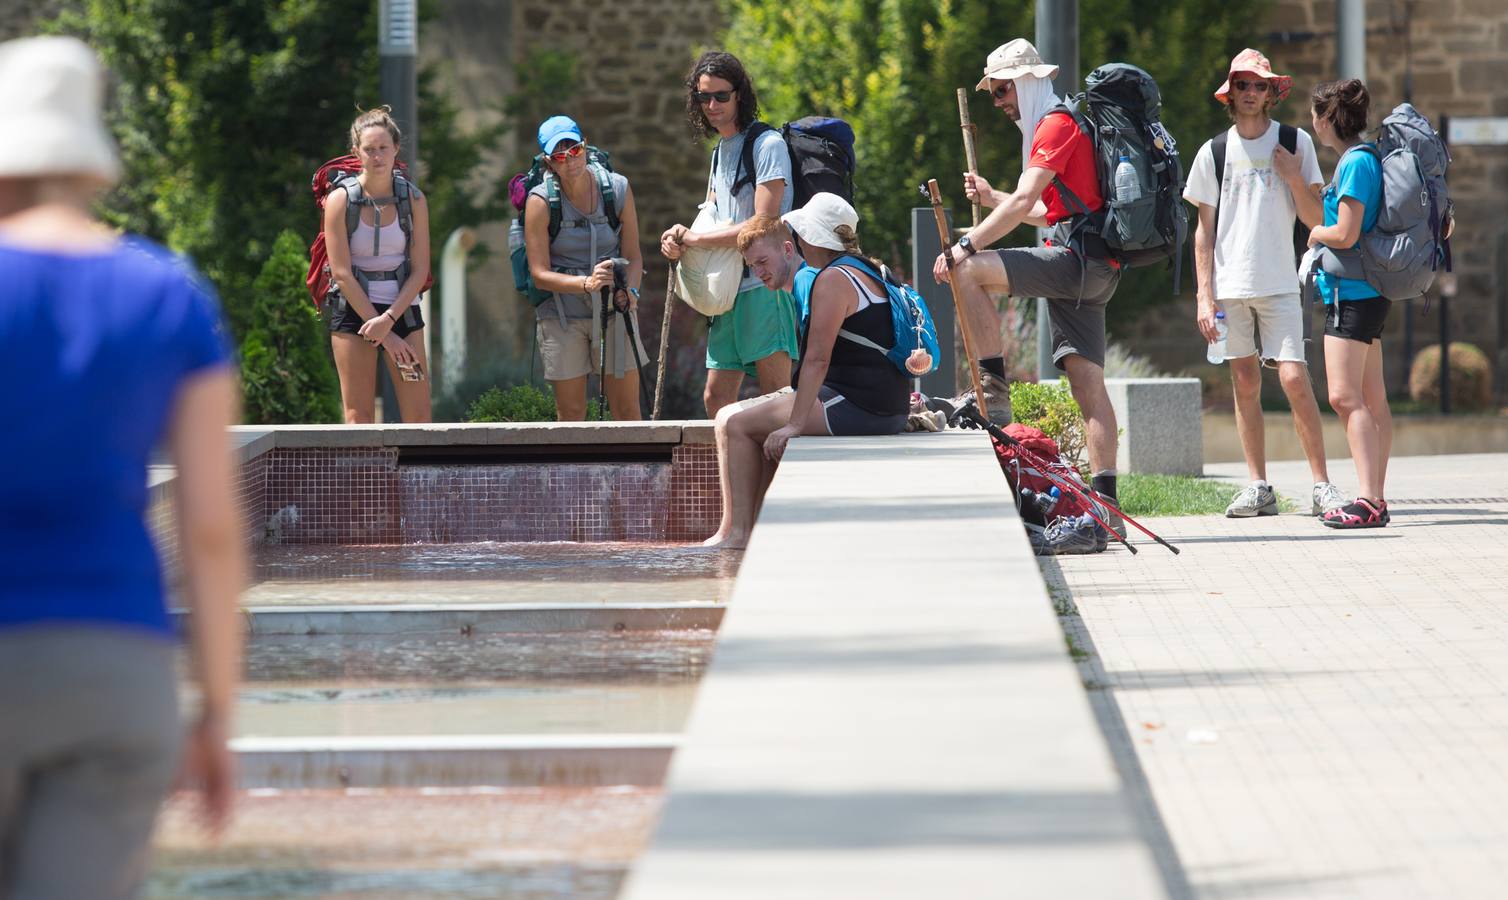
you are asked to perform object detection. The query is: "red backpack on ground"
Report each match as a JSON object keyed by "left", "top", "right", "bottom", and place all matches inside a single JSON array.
[
  {"left": 992, "top": 424, "right": 1097, "bottom": 519},
  {"left": 304, "top": 155, "right": 433, "bottom": 307}
]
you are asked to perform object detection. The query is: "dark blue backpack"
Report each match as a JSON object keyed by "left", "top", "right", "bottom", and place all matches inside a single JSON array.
[
  {"left": 734, "top": 117, "right": 856, "bottom": 208},
  {"left": 803, "top": 255, "right": 940, "bottom": 376}
]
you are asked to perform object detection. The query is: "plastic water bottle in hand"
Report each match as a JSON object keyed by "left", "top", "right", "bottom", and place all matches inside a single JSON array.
[
  {"left": 1206, "top": 311, "right": 1228, "bottom": 364},
  {"left": 1114, "top": 155, "right": 1141, "bottom": 203}
]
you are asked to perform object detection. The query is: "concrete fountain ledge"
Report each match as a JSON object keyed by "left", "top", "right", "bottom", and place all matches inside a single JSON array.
[{"left": 624, "top": 431, "right": 1169, "bottom": 899}]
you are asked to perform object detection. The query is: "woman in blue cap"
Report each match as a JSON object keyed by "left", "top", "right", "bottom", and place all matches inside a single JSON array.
[{"left": 523, "top": 115, "right": 647, "bottom": 420}]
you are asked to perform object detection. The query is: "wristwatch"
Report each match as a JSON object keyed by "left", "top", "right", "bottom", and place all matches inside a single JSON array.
[{"left": 957, "top": 235, "right": 978, "bottom": 257}]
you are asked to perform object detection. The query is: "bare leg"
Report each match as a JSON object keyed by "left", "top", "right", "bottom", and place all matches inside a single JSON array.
[
  {"left": 703, "top": 392, "right": 829, "bottom": 550},
  {"left": 1325, "top": 335, "right": 1383, "bottom": 501},
  {"left": 1229, "top": 354, "right": 1267, "bottom": 482},
  {"left": 1061, "top": 354, "right": 1118, "bottom": 475},
  {"left": 1277, "top": 360, "right": 1330, "bottom": 484},
  {"left": 948, "top": 253, "right": 1008, "bottom": 359},
  {"left": 331, "top": 333, "right": 379, "bottom": 424},
  {"left": 753, "top": 351, "right": 793, "bottom": 394},
  {"left": 382, "top": 329, "right": 432, "bottom": 423},
  {"left": 704, "top": 368, "right": 744, "bottom": 419},
  {"left": 1361, "top": 340, "right": 1392, "bottom": 499},
  {"left": 550, "top": 375, "right": 590, "bottom": 422},
  {"left": 604, "top": 368, "right": 642, "bottom": 421}
]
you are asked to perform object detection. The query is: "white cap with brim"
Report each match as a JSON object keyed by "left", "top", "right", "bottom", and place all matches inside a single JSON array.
[
  {"left": 974, "top": 38, "right": 1060, "bottom": 91},
  {"left": 0, "top": 37, "right": 120, "bottom": 184},
  {"left": 781, "top": 192, "right": 859, "bottom": 252}
]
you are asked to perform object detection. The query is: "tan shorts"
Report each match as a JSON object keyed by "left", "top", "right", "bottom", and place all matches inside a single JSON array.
[
  {"left": 537, "top": 311, "right": 648, "bottom": 382},
  {"left": 1220, "top": 293, "right": 1305, "bottom": 364}
]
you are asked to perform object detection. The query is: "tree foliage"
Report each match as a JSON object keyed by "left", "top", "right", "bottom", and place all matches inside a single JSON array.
[
  {"left": 724, "top": 0, "right": 1267, "bottom": 326},
  {"left": 240, "top": 229, "right": 342, "bottom": 425}
]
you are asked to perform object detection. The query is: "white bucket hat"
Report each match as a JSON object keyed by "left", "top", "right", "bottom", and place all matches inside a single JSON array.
[
  {"left": 0, "top": 36, "right": 120, "bottom": 184},
  {"left": 781, "top": 192, "right": 859, "bottom": 252},
  {"left": 974, "top": 38, "right": 1059, "bottom": 91}
]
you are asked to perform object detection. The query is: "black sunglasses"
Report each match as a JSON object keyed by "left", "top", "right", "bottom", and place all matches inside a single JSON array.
[
  {"left": 694, "top": 90, "right": 735, "bottom": 105},
  {"left": 1232, "top": 79, "right": 1271, "bottom": 93},
  {"left": 991, "top": 82, "right": 1015, "bottom": 100}
]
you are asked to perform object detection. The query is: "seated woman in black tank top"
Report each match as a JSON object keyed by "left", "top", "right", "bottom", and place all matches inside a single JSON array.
[{"left": 701, "top": 194, "right": 922, "bottom": 550}]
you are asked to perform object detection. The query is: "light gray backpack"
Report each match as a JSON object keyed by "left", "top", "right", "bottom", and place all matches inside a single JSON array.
[{"left": 1315, "top": 103, "right": 1453, "bottom": 300}]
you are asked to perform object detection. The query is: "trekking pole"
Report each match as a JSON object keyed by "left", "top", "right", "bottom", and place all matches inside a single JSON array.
[
  {"left": 924, "top": 179, "right": 989, "bottom": 420},
  {"left": 956, "top": 89, "right": 981, "bottom": 228},
  {"left": 952, "top": 399, "right": 1180, "bottom": 556},
  {"left": 652, "top": 262, "right": 676, "bottom": 420},
  {"left": 598, "top": 286, "right": 612, "bottom": 421},
  {"left": 619, "top": 300, "right": 653, "bottom": 417}
]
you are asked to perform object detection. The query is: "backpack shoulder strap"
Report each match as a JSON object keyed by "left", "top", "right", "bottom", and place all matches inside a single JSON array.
[
  {"left": 544, "top": 173, "right": 564, "bottom": 241},
  {"left": 1211, "top": 130, "right": 1228, "bottom": 202},
  {"left": 342, "top": 178, "right": 365, "bottom": 240},
  {"left": 591, "top": 163, "right": 620, "bottom": 231},
  {"left": 1278, "top": 123, "right": 1298, "bottom": 154},
  {"left": 733, "top": 121, "right": 776, "bottom": 197},
  {"left": 393, "top": 174, "right": 415, "bottom": 240}
]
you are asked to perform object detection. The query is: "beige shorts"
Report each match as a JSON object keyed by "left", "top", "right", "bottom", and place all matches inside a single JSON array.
[
  {"left": 1220, "top": 293, "right": 1305, "bottom": 364},
  {"left": 537, "top": 311, "right": 648, "bottom": 382}
]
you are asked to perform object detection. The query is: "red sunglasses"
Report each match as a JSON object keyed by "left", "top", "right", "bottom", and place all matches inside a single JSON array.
[{"left": 549, "top": 142, "right": 586, "bottom": 163}]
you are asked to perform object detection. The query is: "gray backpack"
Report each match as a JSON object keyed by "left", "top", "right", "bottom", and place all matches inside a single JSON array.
[{"left": 1316, "top": 103, "right": 1452, "bottom": 300}]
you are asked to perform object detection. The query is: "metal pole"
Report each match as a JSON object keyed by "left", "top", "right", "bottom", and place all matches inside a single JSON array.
[
  {"left": 913, "top": 207, "right": 957, "bottom": 398},
  {"left": 1337, "top": 0, "right": 1366, "bottom": 82},
  {"left": 376, "top": 0, "right": 418, "bottom": 422},
  {"left": 1036, "top": 0, "right": 1078, "bottom": 380},
  {"left": 380, "top": 0, "right": 419, "bottom": 169}
]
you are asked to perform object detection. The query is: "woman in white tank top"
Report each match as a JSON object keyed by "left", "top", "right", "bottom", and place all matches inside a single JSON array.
[{"left": 323, "top": 108, "right": 432, "bottom": 424}]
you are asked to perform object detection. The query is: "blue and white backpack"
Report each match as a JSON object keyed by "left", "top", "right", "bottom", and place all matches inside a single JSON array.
[{"left": 803, "top": 254, "right": 941, "bottom": 376}]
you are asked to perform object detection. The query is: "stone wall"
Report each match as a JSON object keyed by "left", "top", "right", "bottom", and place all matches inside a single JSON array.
[
  {"left": 421, "top": 0, "right": 725, "bottom": 404},
  {"left": 1119, "top": 0, "right": 1508, "bottom": 398}
]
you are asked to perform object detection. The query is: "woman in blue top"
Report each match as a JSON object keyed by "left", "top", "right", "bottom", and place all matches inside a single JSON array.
[
  {"left": 0, "top": 37, "right": 244, "bottom": 896},
  {"left": 1307, "top": 79, "right": 1390, "bottom": 529}
]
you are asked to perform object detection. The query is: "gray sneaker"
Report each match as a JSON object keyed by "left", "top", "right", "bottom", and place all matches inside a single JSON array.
[
  {"left": 1311, "top": 481, "right": 1347, "bottom": 516},
  {"left": 1038, "top": 513, "right": 1105, "bottom": 555},
  {"left": 953, "top": 371, "right": 1012, "bottom": 426},
  {"left": 1225, "top": 482, "right": 1278, "bottom": 518}
]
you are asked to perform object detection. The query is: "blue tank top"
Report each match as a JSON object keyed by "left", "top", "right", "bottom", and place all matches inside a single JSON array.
[{"left": 0, "top": 236, "right": 231, "bottom": 637}]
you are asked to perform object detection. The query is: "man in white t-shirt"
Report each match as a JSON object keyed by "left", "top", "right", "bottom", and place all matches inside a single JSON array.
[{"left": 1183, "top": 48, "right": 1346, "bottom": 519}]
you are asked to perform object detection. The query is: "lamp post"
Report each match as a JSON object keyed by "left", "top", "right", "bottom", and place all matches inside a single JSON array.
[{"left": 1036, "top": 0, "right": 1078, "bottom": 380}]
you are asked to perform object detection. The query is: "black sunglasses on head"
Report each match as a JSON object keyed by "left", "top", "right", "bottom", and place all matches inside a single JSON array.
[{"left": 694, "top": 90, "right": 734, "bottom": 105}]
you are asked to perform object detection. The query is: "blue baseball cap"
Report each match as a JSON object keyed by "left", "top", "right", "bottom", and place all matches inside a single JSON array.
[{"left": 537, "top": 115, "right": 583, "bottom": 154}]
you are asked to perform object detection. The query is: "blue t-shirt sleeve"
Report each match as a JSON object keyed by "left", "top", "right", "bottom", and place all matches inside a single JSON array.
[
  {"left": 1335, "top": 149, "right": 1382, "bottom": 226},
  {"left": 169, "top": 266, "right": 234, "bottom": 378},
  {"left": 792, "top": 263, "right": 817, "bottom": 335}
]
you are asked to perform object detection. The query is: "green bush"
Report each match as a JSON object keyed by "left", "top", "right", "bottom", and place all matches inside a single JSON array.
[
  {"left": 1009, "top": 379, "right": 1085, "bottom": 468},
  {"left": 240, "top": 229, "right": 341, "bottom": 424},
  {"left": 465, "top": 384, "right": 607, "bottom": 422},
  {"left": 1408, "top": 342, "right": 1495, "bottom": 412}
]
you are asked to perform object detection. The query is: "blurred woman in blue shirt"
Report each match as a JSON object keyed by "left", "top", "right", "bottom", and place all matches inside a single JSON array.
[{"left": 0, "top": 36, "right": 244, "bottom": 898}]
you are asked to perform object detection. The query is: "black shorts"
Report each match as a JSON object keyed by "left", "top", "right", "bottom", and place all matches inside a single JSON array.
[
  {"left": 818, "top": 385, "right": 907, "bottom": 436},
  {"left": 1324, "top": 297, "right": 1391, "bottom": 344},
  {"left": 326, "top": 294, "right": 424, "bottom": 339}
]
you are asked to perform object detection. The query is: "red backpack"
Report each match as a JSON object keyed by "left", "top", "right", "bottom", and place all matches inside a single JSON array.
[
  {"left": 304, "top": 155, "right": 433, "bottom": 307},
  {"left": 992, "top": 424, "right": 1097, "bottom": 519}
]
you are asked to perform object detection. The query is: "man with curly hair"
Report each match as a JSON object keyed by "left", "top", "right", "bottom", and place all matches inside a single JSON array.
[{"left": 661, "top": 51, "right": 800, "bottom": 417}]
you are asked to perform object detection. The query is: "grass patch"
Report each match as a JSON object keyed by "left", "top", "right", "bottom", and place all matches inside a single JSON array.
[{"left": 1118, "top": 474, "right": 1297, "bottom": 517}]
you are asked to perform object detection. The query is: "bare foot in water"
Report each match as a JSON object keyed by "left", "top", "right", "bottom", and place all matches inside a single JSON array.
[{"left": 700, "top": 530, "right": 749, "bottom": 550}]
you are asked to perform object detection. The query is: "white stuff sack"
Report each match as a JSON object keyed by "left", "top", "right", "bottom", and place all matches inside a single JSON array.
[{"left": 674, "top": 202, "right": 742, "bottom": 317}]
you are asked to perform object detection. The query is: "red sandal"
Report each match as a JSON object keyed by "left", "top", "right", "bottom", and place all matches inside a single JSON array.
[{"left": 1321, "top": 498, "right": 1386, "bottom": 529}]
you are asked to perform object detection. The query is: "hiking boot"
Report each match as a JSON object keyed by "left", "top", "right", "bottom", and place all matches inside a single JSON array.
[
  {"left": 1039, "top": 513, "right": 1105, "bottom": 555},
  {"left": 1225, "top": 482, "right": 1278, "bottom": 518},
  {"left": 1312, "top": 481, "right": 1348, "bottom": 516},
  {"left": 952, "top": 371, "right": 1012, "bottom": 426},
  {"left": 1321, "top": 498, "right": 1386, "bottom": 529}
]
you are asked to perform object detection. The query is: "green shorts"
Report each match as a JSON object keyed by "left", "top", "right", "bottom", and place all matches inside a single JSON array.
[{"left": 705, "top": 283, "right": 800, "bottom": 376}]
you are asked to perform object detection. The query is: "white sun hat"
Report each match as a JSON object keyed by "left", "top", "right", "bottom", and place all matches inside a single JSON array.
[
  {"left": 974, "top": 38, "right": 1060, "bottom": 91},
  {"left": 781, "top": 192, "right": 859, "bottom": 252},
  {"left": 0, "top": 36, "right": 121, "bottom": 184}
]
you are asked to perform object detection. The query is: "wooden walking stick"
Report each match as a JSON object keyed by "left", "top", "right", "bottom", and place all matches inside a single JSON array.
[
  {"left": 925, "top": 179, "right": 988, "bottom": 420},
  {"left": 956, "top": 88, "right": 981, "bottom": 227},
  {"left": 651, "top": 262, "right": 676, "bottom": 420}
]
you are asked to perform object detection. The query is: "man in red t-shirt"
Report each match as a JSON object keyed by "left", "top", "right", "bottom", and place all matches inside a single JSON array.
[{"left": 931, "top": 37, "right": 1125, "bottom": 514}]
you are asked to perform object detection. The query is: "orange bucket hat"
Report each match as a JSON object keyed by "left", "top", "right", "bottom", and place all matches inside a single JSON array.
[{"left": 1214, "top": 48, "right": 1293, "bottom": 105}]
